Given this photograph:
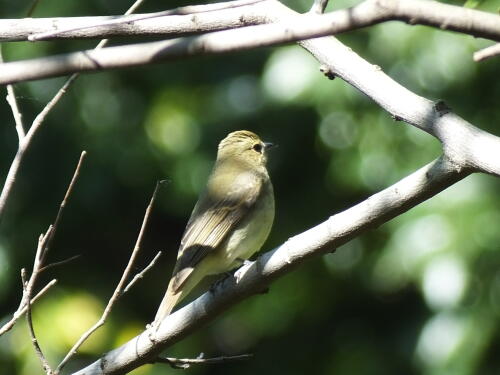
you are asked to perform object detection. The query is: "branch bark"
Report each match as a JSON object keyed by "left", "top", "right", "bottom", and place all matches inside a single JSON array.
[
  {"left": 1, "top": 0, "right": 498, "bottom": 42},
  {"left": 1, "top": 0, "right": 499, "bottom": 84},
  {"left": 71, "top": 156, "right": 469, "bottom": 375},
  {"left": 2, "top": 0, "right": 499, "bottom": 373},
  {"left": 473, "top": 42, "right": 500, "bottom": 62},
  {"left": 26, "top": 0, "right": 265, "bottom": 42},
  {"left": 298, "top": 36, "right": 500, "bottom": 176}
]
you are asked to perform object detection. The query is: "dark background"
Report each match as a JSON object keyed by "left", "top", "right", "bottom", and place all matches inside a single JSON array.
[{"left": 1, "top": 0, "right": 500, "bottom": 374}]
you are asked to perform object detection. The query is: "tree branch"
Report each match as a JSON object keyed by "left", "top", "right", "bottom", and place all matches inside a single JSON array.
[
  {"left": 0, "top": 0, "right": 147, "bottom": 223},
  {"left": 1, "top": 0, "right": 498, "bottom": 43},
  {"left": 1, "top": 0, "right": 499, "bottom": 85},
  {"left": 60, "top": 3, "right": 500, "bottom": 373},
  {"left": 39, "top": 151, "right": 86, "bottom": 264},
  {"left": 1, "top": 1, "right": 497, "bottom": 374},
  {"left": 39, "top": 255, "right": 81, "bottom": 273},
  {"left": 22, "top": 269, "right": 54, "bottom": 375},
  {"left": 123, "top": 251, "right": 162, "bottom": 293},
  {"left": 473, "top": 42, "right": 500, "bottom": 62},
  {"left": 297, "top": 36, "right": 500, "bottom": 176},
  {"left": 155, "top": 353, "right": 253, "bottom": 369},
  {"left": 55, "top": 182, "right": 160, "bottom": 373},
  {"left": 71, "top": 156, "right": 470, "bottom": 375},
  {"left": 0, "top": 151, "right": 84, "bottom": 338},
  {"left": 0, "top": 279, "right": 57, "bottom": 336},
  {"left": 0, "top": 46, "right": 24, "bottom": 140},
  {"left": 27, "top": 0, "right": 265, "bottom": 42},
  {"left": 0, "top": 7, "right": 257, "bottom": 42}
]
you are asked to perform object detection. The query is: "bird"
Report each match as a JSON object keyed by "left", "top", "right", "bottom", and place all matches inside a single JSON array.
[{"left": 153, "top": 130, "right": 275, "bottom": 325}]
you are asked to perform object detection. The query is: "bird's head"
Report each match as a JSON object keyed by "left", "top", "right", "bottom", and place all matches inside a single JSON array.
[{"left": 217, "top": 130, "right": 274, "bottom": 167}]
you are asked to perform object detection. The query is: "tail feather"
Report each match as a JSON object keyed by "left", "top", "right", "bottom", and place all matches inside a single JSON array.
[
  {"left": 154, "top": 280, "right": 184, "bottom": 324},
  {"left": 153, "top": 265, "right": 204, "bottom": 325}
]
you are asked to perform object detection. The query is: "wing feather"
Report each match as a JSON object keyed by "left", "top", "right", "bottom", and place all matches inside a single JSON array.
[{"left": 171, "top": 171, "right": 262, "bottom": 292}]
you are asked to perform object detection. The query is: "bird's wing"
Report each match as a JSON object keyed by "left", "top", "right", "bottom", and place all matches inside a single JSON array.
[{"left": 171, "top": 172, "right": 262, "bottom": 293}]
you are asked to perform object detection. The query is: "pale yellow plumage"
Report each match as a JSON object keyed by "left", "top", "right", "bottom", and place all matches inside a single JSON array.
[{"left": 154, "top": 130, "right": 275, "bottom": 324}]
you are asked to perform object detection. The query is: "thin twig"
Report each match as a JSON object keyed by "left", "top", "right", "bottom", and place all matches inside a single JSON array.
[
  {"left": 40, "top": 151, "right": 86, "bottom": 262},
  {"left": 1, "top": 0, "right": 152, "bottom": 367},
  {"left": 473, "top": 42, "right": 500, "bottom": 62},
  {"left": 55, "top": 181, "right": 161, "bottom": 373},
  {"left": 0, "top": 152, "right": 84, "bottom": 340},
  {"left": 39, "top": 255, "right": 81, "bottom": 273},
  {"left": 123, "top": 251, "right": 162, "bottom": 293},
  {"left": 1, "top": 46, "right": 25, "bottom": 140},
  {"left": 5, "top": 85, "right": 25, "bottom": 140},
  {"left": 27, "top": 0, "right": 42, "bottom": 17},
  {"left": 22, "top": 270, "right": 54, "bottom": 374},
  {"left": 0, "top": 46, "right": 25, "bottom": 219},
  {"left": 0, "top": 0, "right": 147, "bottom": 222},
  {"left": 156, "top": 354, "right": 253, "bottom": 369},
  {"left": 26, "top": 75, "right": 77, "bottom": 149},
  {"left": 0, "top": 75, "right": 76, "bottom": 220},
  {"left": 0, "top": 279, "right": 57, "bottom": 336},
  {"left": 94, "top": 0, "right": 149, "bottom": 50},
  {"left": 28, "top": 0, "right": 264, "bottom": 41},
  {"left": 20, "top": 228, "right": 53, "bottom": 311}
]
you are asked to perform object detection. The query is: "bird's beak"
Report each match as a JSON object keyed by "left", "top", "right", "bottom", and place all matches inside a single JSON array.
[{"left": 264, "top": 142, "right": 277, "bottom": 150}]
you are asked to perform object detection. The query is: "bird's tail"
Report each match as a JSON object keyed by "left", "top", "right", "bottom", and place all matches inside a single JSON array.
[{"left": 153, "top": 279, "right": 184, "bottom": 325}]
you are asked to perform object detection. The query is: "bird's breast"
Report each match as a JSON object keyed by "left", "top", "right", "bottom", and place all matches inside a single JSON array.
[{"left": 224, "top": 181, "right": 275, "bottom": 264}]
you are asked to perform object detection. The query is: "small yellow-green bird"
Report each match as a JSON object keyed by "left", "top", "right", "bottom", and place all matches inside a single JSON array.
[{"left": 154, "top": 130, "right": 275, "bottom": 324}]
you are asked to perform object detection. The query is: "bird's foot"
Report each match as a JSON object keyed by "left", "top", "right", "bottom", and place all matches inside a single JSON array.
[
  {"left": 234, "top": 259, "right": 253, "bottom": 283},
  {"left": 236, "top": 258, "right": 252, "bottom": 266}
]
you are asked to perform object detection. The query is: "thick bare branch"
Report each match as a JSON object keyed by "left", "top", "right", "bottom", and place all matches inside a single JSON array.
[
  {"left": 1, "top": 0, "right": 499, "bottom": 85},
  {"left": 27, "top": 0, "right": 264, "bottom": 42},
  {"left": 1, "top": 1, "right": 497, "bottom": 374},
  {"left": 3, "top": 0, "right": 498, "bottom": 179},
  {"left": 61, "top": 3, "right": 500, "bottom": 373},
  {"left": 71, "top": 156, "right": 470, "bottom": 375},
  {"left": 298, "top": 36, "right": 500, "bottom": 176},
  {"left": 0, "top": 9, "right": 254, "bottom": 42},
  {"left": 1, "top": 0, "right": 498, "bottom": 43}
]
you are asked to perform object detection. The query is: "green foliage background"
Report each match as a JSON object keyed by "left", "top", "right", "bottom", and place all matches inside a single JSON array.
[{"left": 1, "top": 0, "right": 499, "bottom": 374}]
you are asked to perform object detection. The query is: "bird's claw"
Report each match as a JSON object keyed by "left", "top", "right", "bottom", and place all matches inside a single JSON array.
[{"left": 234, "top": 259, "right": 253, "bottom": 283}]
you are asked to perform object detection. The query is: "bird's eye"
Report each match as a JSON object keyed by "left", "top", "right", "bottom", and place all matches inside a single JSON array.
[{"left": 252, "top": 143, "right": 263, "bottom": 153}]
